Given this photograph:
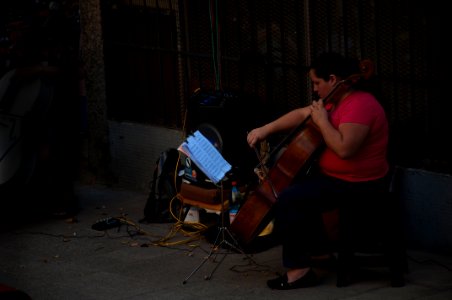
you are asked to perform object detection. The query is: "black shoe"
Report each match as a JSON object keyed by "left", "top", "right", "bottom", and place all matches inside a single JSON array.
[{"left": 267, "top": 269, "right": 318, "bottom": 290}]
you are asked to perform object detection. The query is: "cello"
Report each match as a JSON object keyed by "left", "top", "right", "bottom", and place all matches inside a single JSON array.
[{"left": 229, "top": 59, "right": 374, "bottom": 245}]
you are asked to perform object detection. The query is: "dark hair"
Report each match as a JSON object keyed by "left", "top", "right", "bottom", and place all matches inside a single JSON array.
[{"left": 309, "top": 52, "right": 360, "bottom": 81}]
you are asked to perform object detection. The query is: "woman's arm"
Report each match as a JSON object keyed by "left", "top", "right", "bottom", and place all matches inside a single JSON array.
[{"left": 247, "top": 106, "right": 311, "bottom": 147}]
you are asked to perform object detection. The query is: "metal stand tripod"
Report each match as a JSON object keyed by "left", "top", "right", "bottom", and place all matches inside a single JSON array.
[{"left": 182, "top": 182, "right": 251, "bottom": 284}]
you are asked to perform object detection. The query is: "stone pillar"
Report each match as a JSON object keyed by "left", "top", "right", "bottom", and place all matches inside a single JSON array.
[{"left": 78, "top": 0, "right": 111, "bottom": 183}]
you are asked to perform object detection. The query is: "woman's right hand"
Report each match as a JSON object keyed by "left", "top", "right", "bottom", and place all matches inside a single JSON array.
[
  {"left": 247, "top": 107, "right": 309, "bottom": 148},
  {"left": 247, "top": 126, "right": 268, "bottom": 148}
]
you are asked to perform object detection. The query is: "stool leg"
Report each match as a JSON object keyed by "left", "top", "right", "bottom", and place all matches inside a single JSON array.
[
  {"left": 390, "top": 267, "right": 405, "bottom": 287},
  {"left": 336, "top": 234, "right": 355, "bottom": 288},
  {"left": 385, "top": 197, "right": 407, "bottom": 288},
  {"left": 387, "top": 245, "right": 406, "bottom": 287},
  {"left": 336, "top": 250, "right": 354, "bottom": 287},
  {"left": 336, "top": 206, "right": 355, "bottom": 287}
]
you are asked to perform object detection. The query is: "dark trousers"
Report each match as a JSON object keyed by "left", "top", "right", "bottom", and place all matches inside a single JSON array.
[{"left": 273, "top": 172, "right": 389, "bottom": 269}]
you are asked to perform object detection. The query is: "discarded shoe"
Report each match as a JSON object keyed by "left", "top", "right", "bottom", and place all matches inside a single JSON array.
[{"left": 267, "top": 269, "right": 318, "bottom": 290}]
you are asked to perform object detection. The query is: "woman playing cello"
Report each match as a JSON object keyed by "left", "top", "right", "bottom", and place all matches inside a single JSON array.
[{"left": 246, "top": 52, "right": 390, "bottom": 290}]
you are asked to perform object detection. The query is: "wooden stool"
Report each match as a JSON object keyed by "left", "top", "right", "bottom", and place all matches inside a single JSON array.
[
  {"left": 177, "top": 193, "right": 229, "bottom": 213},
  {"left": 335, "top": 188, "right": 407, "bottom": 287},
  {"left": 176, "top": 188, "right": 229, "bottom": 225}
]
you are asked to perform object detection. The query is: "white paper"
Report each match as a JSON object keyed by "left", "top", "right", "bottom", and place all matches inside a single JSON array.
[{"left": 178, "top": 130, "right": 231, "bottom": 184}]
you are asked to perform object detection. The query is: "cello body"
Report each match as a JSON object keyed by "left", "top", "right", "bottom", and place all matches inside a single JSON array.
[{"left": 230, "top": 118, "right": 324, "bottom": 245}]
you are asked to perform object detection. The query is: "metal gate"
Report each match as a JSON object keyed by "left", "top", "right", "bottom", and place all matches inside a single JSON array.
[{"left": 102, "top": 0, "right": 449, "bottom": 174}]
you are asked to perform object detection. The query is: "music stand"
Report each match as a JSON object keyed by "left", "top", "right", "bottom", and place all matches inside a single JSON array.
[
  {"left": 178, "top": 130, "right": 256, "bottom": 284},
  {"left": 182, "top": 180, "right": 251, "bottom": 284}
]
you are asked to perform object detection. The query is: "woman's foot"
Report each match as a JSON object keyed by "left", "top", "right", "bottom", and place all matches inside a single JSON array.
[{"left": 267, "top": 268, "right": 318, "bottom": 290}]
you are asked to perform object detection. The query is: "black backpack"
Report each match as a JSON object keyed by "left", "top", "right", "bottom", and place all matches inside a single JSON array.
[{"left": 140, "top": 148, "right": 181, "bottom": 223}]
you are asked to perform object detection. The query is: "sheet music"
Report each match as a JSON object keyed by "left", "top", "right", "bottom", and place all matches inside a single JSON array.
[{"left": 178, "top": 130, "right": 231, "bottom": 184}]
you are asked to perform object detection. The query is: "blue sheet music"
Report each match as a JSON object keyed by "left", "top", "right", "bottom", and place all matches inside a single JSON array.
[{"left": 178, "top": 130, "right": 231, "bottom": 184}]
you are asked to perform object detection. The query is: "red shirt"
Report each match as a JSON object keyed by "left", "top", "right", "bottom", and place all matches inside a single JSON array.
[{"left": 318, "top": 90, "right": 389, "bottom": 182}]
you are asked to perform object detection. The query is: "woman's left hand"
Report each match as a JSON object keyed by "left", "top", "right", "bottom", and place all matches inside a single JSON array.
[{"left": 310, "top": 99, "right": 328, "bottom": 126}]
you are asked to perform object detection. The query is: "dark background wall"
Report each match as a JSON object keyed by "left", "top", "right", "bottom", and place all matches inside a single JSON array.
[
  {"left": 100, "top": 0, "right": 450, "bottom": 176},
  {"left": 1, "top": 0, "right": 449, "bottom": 179}
]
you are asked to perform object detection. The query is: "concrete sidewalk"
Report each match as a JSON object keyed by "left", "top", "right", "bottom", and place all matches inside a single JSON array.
[{"left": 1, "top": 183, "right": 452, "bottom": 300}]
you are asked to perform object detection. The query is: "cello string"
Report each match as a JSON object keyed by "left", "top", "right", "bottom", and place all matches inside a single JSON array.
[{"left": 253, "top": 146, "right": 278, "bottom": 199}]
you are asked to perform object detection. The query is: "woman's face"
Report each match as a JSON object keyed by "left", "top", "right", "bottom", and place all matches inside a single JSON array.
[{"left": 309, "top": 69, "right": 336, "bottom": 100}]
